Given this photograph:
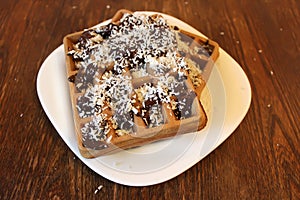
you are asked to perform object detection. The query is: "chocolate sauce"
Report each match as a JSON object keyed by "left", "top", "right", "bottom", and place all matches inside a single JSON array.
[
  {"left": 173, "top": 81, "right": 187, "bottom": 94},
  {"left": 173, "top": 26, "right": 179, "bottom": 31},
  {"left": 113, "top": 110, "right": 134, "bottom": 131},
  {"left": 81, "top": 120, "right": 109, "bottom": 150},
  {"left": 189, "top": 57, "right": 208, "bottom": 70},
  {"left": 95, "top": 23, "right": 118, "bottom": 39},
  {"left": 173, "top": 90, "right": 196, "bottom": 120},
  {"left": 177, "top": 32, "right": 193, "bottom": 46},
  {"left": 82, "top": 139, "right": 108, "bottom": 150},
  {"left": 68, "top": 74, "right": 77, "bottom": 83},
  {"left": 77, "top": 30, "right": 94, "bottom": 49},
  {"left": 75, "top": 63, "right": 98, "bottom": 92},
  {"left": 142, "top": 102, "right": 163, "bottom": 127},
  {"left": 77, "top": 93, "right": 95, "bottom": 117}
]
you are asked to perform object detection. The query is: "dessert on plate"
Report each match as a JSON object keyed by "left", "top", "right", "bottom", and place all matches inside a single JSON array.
[{"left": 63, "top": 9, "right": 219, "bottom": 158}]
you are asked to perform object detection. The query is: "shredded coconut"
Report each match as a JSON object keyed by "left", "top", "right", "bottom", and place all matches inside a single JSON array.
[{"left": 68, "top": 13, "right": 213, "bottom": 148}]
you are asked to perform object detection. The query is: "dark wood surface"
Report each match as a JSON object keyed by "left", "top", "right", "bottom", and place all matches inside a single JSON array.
[{"left": 0, "top": 0, "right": 299, "bottom": 199}]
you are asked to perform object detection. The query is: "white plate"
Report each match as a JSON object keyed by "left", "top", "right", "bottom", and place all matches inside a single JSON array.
[{"left": 36, "top": 11, "right": 251, "bottom": 186}]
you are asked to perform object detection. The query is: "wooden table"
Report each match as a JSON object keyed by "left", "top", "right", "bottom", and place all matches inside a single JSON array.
[{"left": 1, "top": 0, "right": 299, "bottom": 199}]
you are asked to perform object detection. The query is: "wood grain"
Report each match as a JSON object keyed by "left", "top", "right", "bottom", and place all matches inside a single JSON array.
[{"left": 0, "top": 0, "right": 299, "bottom": 199}]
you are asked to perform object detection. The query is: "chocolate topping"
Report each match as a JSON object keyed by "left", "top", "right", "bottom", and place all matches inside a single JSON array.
[
  {"left": 173, "top": 90, "right": 197, "bottom": 120},
  {"left": 81, "top": 120, "right": 110, "bottom": 150},
  {"left": 68, "top": 13, "right": 210, "bottom": 147},
  {"left": 68, "top": 74, "right": 76, "bottom": 83}
]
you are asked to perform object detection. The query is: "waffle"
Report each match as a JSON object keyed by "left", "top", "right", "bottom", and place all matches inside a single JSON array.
[{"left": 63, "top": 9, "right": 219, "bottom": 158}]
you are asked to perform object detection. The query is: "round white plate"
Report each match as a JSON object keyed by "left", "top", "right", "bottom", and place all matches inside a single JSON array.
[{"left": 36, "top": 11, "right": 251, "bottom": 186}]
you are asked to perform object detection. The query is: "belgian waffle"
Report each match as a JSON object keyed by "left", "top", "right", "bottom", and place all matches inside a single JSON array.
[{"left": 63, "top": 9, "right": 219, "bottom": 158}]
